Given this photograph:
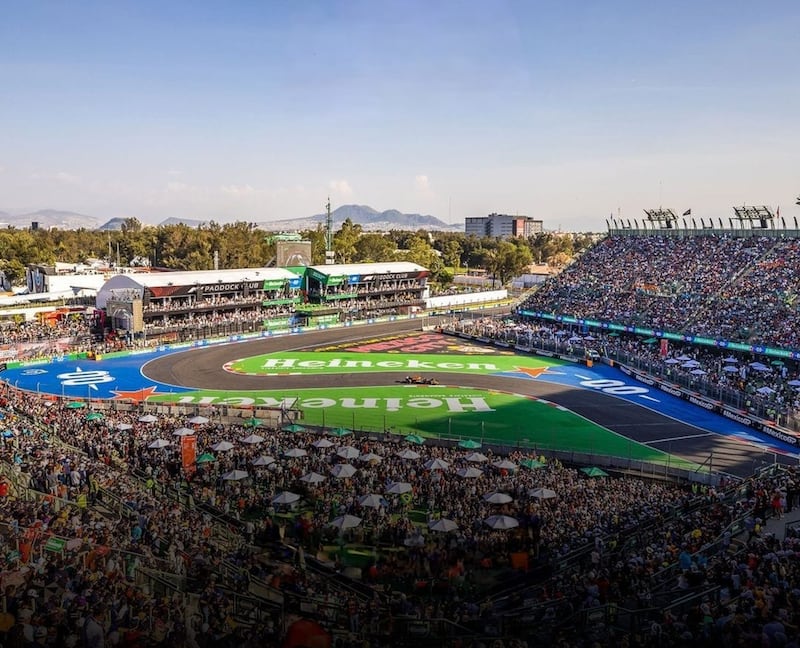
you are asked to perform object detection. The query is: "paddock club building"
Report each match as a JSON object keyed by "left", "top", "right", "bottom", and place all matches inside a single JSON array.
[
  {"left": 93, "top": 261, "right": 429, "bottom": 339},
  {"left": 94, "top": 267, "right": 303, "bottom": 340}
]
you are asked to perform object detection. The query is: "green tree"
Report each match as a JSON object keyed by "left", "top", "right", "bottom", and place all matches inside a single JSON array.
[{"left": 333, "top": 218, "right": 363, "bottom": 264}]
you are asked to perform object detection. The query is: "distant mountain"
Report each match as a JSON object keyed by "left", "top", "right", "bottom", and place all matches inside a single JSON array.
[
  {"left": 0, "top": 209, "right": 98, "bottom": 230},
  {"left": 158, "top": 217, "right": 208, "bottom": 228},
  {"left": 97, "top": 217, "right": 128, "bottom": 231},
  {"left": 258, "top": 204, "right": 460, "bottom": 232}
]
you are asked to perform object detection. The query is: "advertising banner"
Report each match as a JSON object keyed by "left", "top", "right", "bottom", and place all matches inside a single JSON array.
[{"left": 181, "top": 435, "right": 197, "bottom": 476}]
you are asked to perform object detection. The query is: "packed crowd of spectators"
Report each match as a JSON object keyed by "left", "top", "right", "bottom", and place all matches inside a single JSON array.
[{"left": 521, "top": 233, "right": 800, "bottom": 350}]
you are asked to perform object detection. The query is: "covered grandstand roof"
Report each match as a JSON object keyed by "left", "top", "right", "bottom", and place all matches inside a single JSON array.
[
  {"left": 307, "top": 261, "right": 427, "bottom": 277},
  {"left": 96, "top": 267, "right": 300, "bottom": 308}
]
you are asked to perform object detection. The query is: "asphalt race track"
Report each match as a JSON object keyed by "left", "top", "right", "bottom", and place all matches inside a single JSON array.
[{"left": 142, "top": 320, "right": 788, "bottom": 478}]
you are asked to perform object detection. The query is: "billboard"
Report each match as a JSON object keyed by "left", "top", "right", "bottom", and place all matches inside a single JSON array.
[{"left": 276, "top": 241, "right": 313, "bottom": 267}]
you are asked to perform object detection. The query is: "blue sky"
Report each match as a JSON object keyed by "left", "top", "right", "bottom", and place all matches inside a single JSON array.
[{"left": 1, "top": 0, "right": 798, "bottom": 229}]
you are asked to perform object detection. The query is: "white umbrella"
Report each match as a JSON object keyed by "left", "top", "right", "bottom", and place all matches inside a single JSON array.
[
  {"left": 723, "top": 356, "right": 738, "bottom": 363},
  {"left": 330, "top": 463, "right": 357, "bottom": 478},
  {"left": 116, "top": 423, "right": 134, "bottom": 431},
  {"left": 188, "top": 415, "right": 209, "bottom": 424},
  {"left": 358, "top": 494, "right": 386, "bottom": 508},
  {"left": 312, "top": 439, "right": 335, "bottom": 448},
  {"left": 284, "top": 447, "right": 307, "bottom": 457},
  {"left": 465, "top": 452, "right": 489, "bottom": 463},
  {"left": 483, "top": 491, "right": 513, "bottom": 504},
  {"left": 681, "top": 361, "right": 700, "bottom": 368},
  {"left": 752, "top": 365, "right": 771, "bottom": 372},
  {"left": 583, "top": 335, "right": 596, "bottom": 341},
  {"left": 722, "top": 365, "right": 740, "bottom": 373},
  {"left": 396, "top": 449, "right": 421, "bottom": 460},
  {"left": 757, "top": 386, "right": 776, "bottom": 395},
  {"left": 138, "top": 414, "right": 158, "bottom": 423},
  {"left": 300, "top": 471, "right": 326, "bottom": 484},
  {"left": 456, "top": 467, "right": 483, "bottom": 479},
  {"left": 241, "top": 434, "right": 265, "bottom": 444},
  {"left": 359, "top": 452, "right": 382, "bottom": 463},
  {"left": 788, "top": 380, "right": 800, "bottom": 387},
  {"left": 336, "top": 446, "right": 360, "bottom": 459},
  {"left": 664, "top": 358, "right": 680, "bottom": 364},
  {"left": 222, "top": 469, "right": 249, "bottom": 481},
  {"left": 492, "top": 459, "right": 518, "bottom": 470},
  {"left": 211, "top": 441, "right": 234, "bottom": 452},
  {"left": 328, "top": 514, "right": 362, "bottom": 530},
  {"left": 386, "top": 481, "right": 413, "bottom": 495},
  {"left": 173, "top": 427, "right": 195, "bottom": 436},
  {"left": 423, "top": 458, "right": 450, "bottom": 471},
  {"left": 252, "top": 455, "right": 276, "bottom": 466},
  {"left": 429, "top": 518, "right": 458, "bottom": 533},
  {"left": 676, "top": 355, "right": 692, "bottom": 362},
  {"left": 529, "top": 487, "right": 557, "bottom": 499},
  {"left": 148, "top": 439, "right": 170, "bottom": 449},
  {"left": 272, "top": 491, "right": 301, "bottom": 505},
  {"left": 484, "top": 515, "right": 519, "bottom": 530},
  {"left": 690, "top": 369, "right": 707, "bottom": 376}
]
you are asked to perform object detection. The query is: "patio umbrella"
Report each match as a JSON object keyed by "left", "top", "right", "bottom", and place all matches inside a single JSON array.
[
  {"left": 359, "top": 452, "right": 382, "bottom": 463},
  {"left": 272, "top": 491, "right": 300, "bottom": 505},
  {"left": 85, "top": 412, "right": 104, "bottom": 421},
  {"left": 66, "top": 402, "right": 87, "bottom": 409},
  {"left": 222, "top": 470, "right": 249, "bottom": 481},
  {"left": 458, "top": 439, "right": 482, "bottom": 449},
  {"left": 681, "top": 361, "right": 700, "bottom": 368},
  {"left": 311, "top": 438, "right": 335, "bottom": 448},
  {"left": 252, "top": 455, "right": 276, "bottom": 466},
  {"left": 300, "top": 471, "right": 326, "bottom": 484},
  {"left": 196, "top": 452, "right": 216, "bottom": 464},
  {"left": 284, "top": 447, "right": 307, "bottom": 458},
  {"left": 173, "top": 427, "right": 195, "bottom": 436},
  {"left": 241, "top": 434, "right": 265, "bottom": 444},
  {"left": 722, "top": 365, "right": 740, "bottom": 373},
  {"left": 492, "top": 459, "right": 518, "bottom": 471},
  {"left": 529, "top": 487, "right": 557, "bottom": 499},
  {"left": 405, "top": 434, "right": 425, "bottom": 445},
  {"left": 331, "top": 463, "right": 357, "bottom": 479},
  {"left": 336, "top": 446, "right": 360, "bottom": 459},
  {"left": 396, "top": 449, "right": 421, "bottom": 460},
  {"left": 328, "top": 427, "right": 352, "bottom": 437},
  {"left": 116, "top": 423, "right": 134, "bottom": 431},
  {"left": 211, "top": 441, "right": 234, "bottom": 452},
  {"left": 358, "top": 494, "right": 386, "bottom": 508},
  {"left": 581, "top": 466, "right": 609, "bottom": 477},
  {"left": 723, "top": 356, "right": 738, "bottom": 363},
  {"left": 188, "top": 415, "right": 209, "bottom": 425},
  {"left": 428, "top": 518, "right": 459, "bottom": 533},
  {"left": 386, "top": 481, "right": 413, "bottom": 495},
  {"left": 328, "top": 514, "right": 362, "bottom": 530},
  {"left": 282, "top": 423, "right": 306, "bottom": 433},
  {"left": 148, "top": 439, "right": 170, "bottom": 449},
  {"left": 423, "top": 458, "right": 450, "bottom": 471},
  {"left": 483, "top": 491, "right": 513, "bottom": 504},
  {"left": 584, "top": 335, "right": 596, "bottom": 341},
  {"left": 788, "top": 380, "right": 800, "bottom": 387},
  {"left": 771, "top": 360, "right": 785, "bottom": 366},
  {"left": 138, "top": 414, "right": 157, "bottom": 423},
  {"left": 483, "top": 515, "right": 519, "bottom": 530},
  {"left": 520, "top": 458, "right": 545, "bottom": 470},
  {"left": 757, "top": 386, "right": 776, "bottom": 396},
  {"left": 690, "top": 369, "right": 707, "bottom": 376},
  {"left": 243, "top": 417, "right": 262, "bottom": 428},
  {"left": 664, "top": 358, "right": 680, "bottom": 364},
  {"left": 456, "top": 467, "right": 483, "bottom": 479},
  {"left": 676, "top": 355, "right": 692, "bottom": 362},
  {"left": 465, "top": 452, "right": 489, "bottom": 463}
]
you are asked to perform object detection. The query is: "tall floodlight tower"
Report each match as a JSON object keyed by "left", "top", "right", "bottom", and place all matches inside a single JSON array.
[{"left": 325, "top": 197, "right": 335, "bottom": 264}]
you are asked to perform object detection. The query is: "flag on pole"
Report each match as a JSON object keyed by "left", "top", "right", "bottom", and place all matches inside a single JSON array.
[{"left": 682, "top": 209, "right": 691, "bottom": 216}]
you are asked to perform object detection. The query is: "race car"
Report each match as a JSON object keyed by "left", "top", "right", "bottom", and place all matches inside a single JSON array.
[{"left": 403, "top": 375, "right": 439, "bottom": 385}]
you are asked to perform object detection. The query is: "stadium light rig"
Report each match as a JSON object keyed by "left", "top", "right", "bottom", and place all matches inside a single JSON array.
[
  {"left": 643, "top": 208, "right": 678, "bottom": 229},
  {"left": 732, "top": 205, "right": 774, "bottom": 229}
]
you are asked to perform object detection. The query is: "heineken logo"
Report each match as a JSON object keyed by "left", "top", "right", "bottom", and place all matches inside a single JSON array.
[
  {"left": 170, "top": 394, "right": 494, "bottom": 413},
  {"left": 258, "top": 358, "right": 499, "bottom": 370}
]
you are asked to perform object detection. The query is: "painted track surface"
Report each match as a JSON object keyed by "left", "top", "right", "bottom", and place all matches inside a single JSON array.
[{"left": 142, "top": 320, "right": 782, "bottom": 477}]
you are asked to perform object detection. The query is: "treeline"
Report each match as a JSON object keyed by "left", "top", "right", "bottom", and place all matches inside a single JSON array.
[{"left": 0, "top": 217, "right": 597, "bottom": 287}]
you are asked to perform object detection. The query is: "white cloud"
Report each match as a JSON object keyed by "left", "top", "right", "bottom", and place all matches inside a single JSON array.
[
  {"left": 220, "top": 184, "right": 256, "bottom": 196},
  {"left": 54, "top": 171, "right": 80, "bottom": 184},
  {"left": 415, "top": 174, "right": 430, "bottom": 191},
  {"left": 328, "top": 179, "right": 353, "bottom": 196}
]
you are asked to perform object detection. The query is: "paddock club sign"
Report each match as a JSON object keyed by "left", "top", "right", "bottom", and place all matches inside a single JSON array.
[
  {"left": 147, "top": 278, "right": 299, "bottom": 299},
  {"left": 617, "top": 365, "right": 799, "bottom": 446}
]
